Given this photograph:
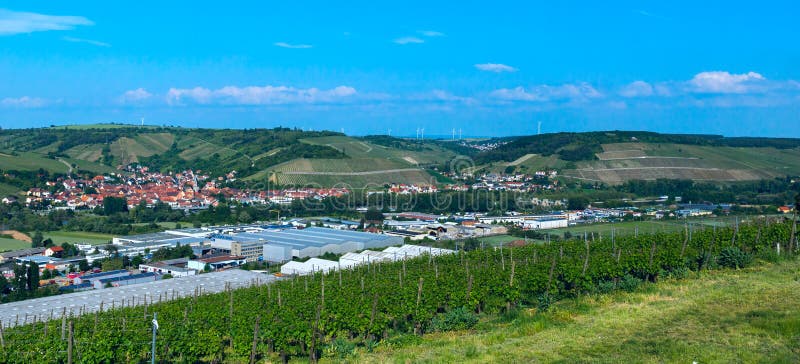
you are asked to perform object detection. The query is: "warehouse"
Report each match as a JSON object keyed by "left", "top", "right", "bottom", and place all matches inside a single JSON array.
[
  {"left": 226, "top": 227, "right": 403, "bottom": 262},
  {"left": 94, "top": 272, "right": 158, "bottom": 289},
  {"left": 280, "top": 258, "right": 339, "bottom": 275},
  {"left": 521, "top": 216, "right": 569, "bottom": 230}
]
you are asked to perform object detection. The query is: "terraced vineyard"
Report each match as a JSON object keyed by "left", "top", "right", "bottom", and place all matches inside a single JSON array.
[{"left": 562, "top": 143, "right": 800, "bottom": 185}]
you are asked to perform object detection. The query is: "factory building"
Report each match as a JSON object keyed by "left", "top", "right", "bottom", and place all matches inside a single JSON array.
[{"left": 521, "top": 216, "right": 569, "bottom": 230}]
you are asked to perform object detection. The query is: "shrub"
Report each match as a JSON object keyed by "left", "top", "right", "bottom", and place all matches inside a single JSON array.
[
  {"left": 324, "top": 337, "right": 355, "bottom": 358},
  {"left": 668, "top": 266, "right": 690, "bottom": 280},
  {"left": 429, "top": 307, "right": 479, "bottom": 332},
  {"left": 619, "top": 274, "right": 641, "bottom": 292},
  {"left": 536, "top": 293, "right": 553, "bottom": 312},
  {"left": 596, "top": 280, "right": 616, "bottom": 294},
  {"left": 717, "top": 246, "right": 752, "bottom": 269}
]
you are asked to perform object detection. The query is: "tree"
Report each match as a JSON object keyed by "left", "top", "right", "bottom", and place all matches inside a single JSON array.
[
  {"left": 364, "top": 208, "right": 385, "bottom": 224},
  {"left": 238, "top": 210, "right": 253, "bottom": 223},
  {"left": 0, "top": 274, "right": 9, "bottom": 294},
  {"left": 26, "top": 262, "right": 40, "bottom": 291},
  {"left": 102, "top": 258, "right": 124, "bottom": 272},
  {"left": 78, "top": 259, "right": 90, "bottom": 272},
  {"left": 12, "top": 265, "right": 26, "bottom": 292},
  {"left": 31, "top": 231, "right": 43, "bottom": 248},
  {"left": 791, "top": 193, "right": 800, "bottom": 253},
  {"left": 567, "top": 196, "right": 589, "bottom": 210},
  {"left": 103, "top": 196, "right": 128, "bottom": 215},
  {"left": 42, "top": 238, "right": 54, "bottom": 248}
]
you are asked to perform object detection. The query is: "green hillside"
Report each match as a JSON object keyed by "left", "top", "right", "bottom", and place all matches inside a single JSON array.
[
  {"left": 476, "top": 132, "right": 800, "bottom": 184},
  {"left": 2, "top": 126, "right": 800, "bottom": 187},
  {"left": 349, "top": 258, "right": 800, "bottom": 363}
]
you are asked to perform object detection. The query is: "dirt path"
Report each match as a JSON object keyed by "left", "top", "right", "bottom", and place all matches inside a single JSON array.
[{"left": 0, "top": 230, "right": 31, "bottom": 242}]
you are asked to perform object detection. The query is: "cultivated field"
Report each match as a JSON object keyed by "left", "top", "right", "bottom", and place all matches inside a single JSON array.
[
  {"left": 563, "top": 143, "right": 800, "bottom": 184},
  {"left": 0, "top": 152, "right": 70, "bottom": 173},
  {"left": 301, "top": 136, "right": 458, "bottom": 164}
]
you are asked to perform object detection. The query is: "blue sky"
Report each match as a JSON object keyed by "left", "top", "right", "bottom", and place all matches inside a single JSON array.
[{"left": 1, "top": 1, "right": 799, "bottom": 137}]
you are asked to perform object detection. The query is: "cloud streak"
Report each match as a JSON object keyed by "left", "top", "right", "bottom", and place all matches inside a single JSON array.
[
  {"left": 1, "top": 96, "right": 48, "bottom": 108},
  {"left": 119, "top": 88, "right": 153, "bottom": 103},
  {"left": 418, "top": 30, "right": 444, "bottom": 37},
  {"left": 0, "top": 8, "right": 93, "bottom": 35},
  {"left": 274, "top": 42, "right": 312, "bottom": 49},
  {"left": 490, "top": 83, "right": 603, "bottom": 102},
  {"left": 166, "top": 85, "right": 358, "bottom": 105},
  {"left": 393, "top": 36, "right": 424, "bottom": 45},
  {"left": 475, "top": 63, "right": 517, "bottom": 73},
  {"left": 62, "top": 36, "right": 110, "bottom": 47}
]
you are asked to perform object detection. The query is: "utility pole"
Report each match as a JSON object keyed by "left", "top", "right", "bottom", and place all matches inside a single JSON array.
[{"left": 151, "top": 312, "right": 159, "bottom": 364}]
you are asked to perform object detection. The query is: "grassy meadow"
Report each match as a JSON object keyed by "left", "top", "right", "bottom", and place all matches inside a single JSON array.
[{"left": 338, "top": 257, "right": 800, "bottom": 363}]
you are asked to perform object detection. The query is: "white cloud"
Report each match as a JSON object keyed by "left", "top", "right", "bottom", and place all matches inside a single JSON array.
[
  {"left": 120, "top": 88, "right": 152, "bottom": 103},
  {"left": 62, "top": 36, "right": 110, "bottom": 47},
  {"left": 0, "top": 9, "right": 93, "bottom": 35},
  {"left": 619, "top": 81, "right": 654, "bottom": 97},
  {"left": 418, "top": 30, "right": 444, "bottom": 37},
  {"left": 475, "top": 63, "right": 517, "bottom": 73},
  {"left": 274, "top": 42, "right": 312, "bottom": 49},
  {"left": 1, "top": 96, "right": 47, "bottom": 108},
  {"left": 166, "top": 85, "right": 358, "bottom": 105},
  {"left": 689, "top": 71, "right": 766, "bottom": 94},
  {"left": 393, "top": 36, "right": 424, "bottom": 45},
  {"left": 491, "top": 83, "right": 603, "bottom": 102}
]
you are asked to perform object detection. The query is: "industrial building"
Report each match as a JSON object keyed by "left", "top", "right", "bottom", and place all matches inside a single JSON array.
[
  {"left": 281, "top": 244, "right": 455, "bottom": 276},
  {"left": 521, "top": 216, "right": 569, "bottom": 230},
  {"left": 94, "top": 272, "right": 158, "bottom": 289},
  {"left": 211, "top": 227, "right": 403, "bottom": 262},
  {"left": 188, "top": 255, "right": 247, "bottom": 271},
  {"left": 139, "top": 258, "right": 197, "bottom": 277}
]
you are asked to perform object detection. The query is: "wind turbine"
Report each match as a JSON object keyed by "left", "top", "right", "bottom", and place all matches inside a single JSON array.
[{"left": 537, "top": 121, "right": 542, "bottom": 135}]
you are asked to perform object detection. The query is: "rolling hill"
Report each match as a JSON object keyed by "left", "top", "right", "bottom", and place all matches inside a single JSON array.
[
  {"left": 474, "top": 131, "right": 800, "bottom": 185},
  {"left": 0, "top": 125, "right": 459, "bottom": 190},
  {"left": 2, "top": 126, "right": 799, "bottom": 191}
]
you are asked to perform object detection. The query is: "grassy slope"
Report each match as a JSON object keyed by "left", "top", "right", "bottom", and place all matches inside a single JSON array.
[
  {"left": 0, "top": 237, "right": 30, "bottom": 252},
  {"left": 345, "top": 258, "right": 800, "bottom": 363},
  {"left": 564, "top": 143, "right": 800, "bottom": 184},
  {"left": 248, "top": 136, "right": 458, "bottom": 187}
]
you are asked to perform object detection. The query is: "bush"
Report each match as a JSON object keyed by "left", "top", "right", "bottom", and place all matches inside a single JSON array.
[
  {"left": 596, "top": 280, "right": 616, "bottom": 294},
  {"left": 619, "top": 274, "right": 641, "bottom": 292},
  {"left": 324, "top": 337, "right": 355, "bottom": 358},
  {"left": 429, "top": 307, "right": 479, "bottom": 332},
  {"left": 536, "top": 293, "right": 553, "bottom": 312},
  {"left": 668, "top": 266, "right": 690, "bottom": 280},
  {"left": 717, "top": 246, "right": 752, "bottom": 269}
]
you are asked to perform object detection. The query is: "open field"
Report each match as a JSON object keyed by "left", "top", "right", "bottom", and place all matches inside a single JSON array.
[
  {"left": 0, "top": 152, "right": 70, "bottom": 173},
  {"left": 274, "top": 169, "right": 435, "bottom": 188},
  {"left": 348, "top": 258, "right": 800, "bottom": 363},
  {"left": 0, "top": 182, "right": 21, "bottom": 196},
  {"left": 561, "top": 143, "right": 800, "bottom": 185},
  {"left": 0, "top": 237, "right": 29, "bottom": 252},
  {"left": 42, "top": 231, "right": 114, "bottom": 246},
  {"left": 301, "top": 136, "right": 458, "bottom": 164}
]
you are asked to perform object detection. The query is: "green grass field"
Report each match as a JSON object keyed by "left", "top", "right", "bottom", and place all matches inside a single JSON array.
[
  {"left": 563, "top": 143, "right": 800, "bottom": 185},
  {"left": 0, "top": 151, "right": 69, "bottom": 173},
  {"left": 0, "top": 182, "right": 21, "bottom": 197},
  {"left": 345, "top": 258, "right": 800, "bottom": 363},
  {"left": 0, "top": 237, "right": 30, "bottom": 252},
  {"left": 42, "top": 231, "right": 114, "bottom": 246},
  {"left": 301, "top": 136, "right": 458, "bottom": 164}
]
